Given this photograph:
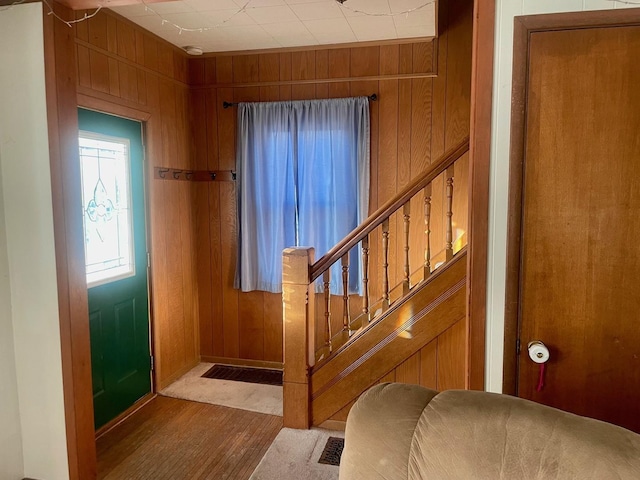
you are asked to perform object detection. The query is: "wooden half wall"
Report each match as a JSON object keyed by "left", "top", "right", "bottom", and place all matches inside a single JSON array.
[
  {"left": 315, "top": 251, "right": 468, "bottom": 426},
  {"left": 191, "top": 0, "right": 473, "bottom": 365},
  {"left": 73, "top": 9, "right": 199, "bottom": 389}
]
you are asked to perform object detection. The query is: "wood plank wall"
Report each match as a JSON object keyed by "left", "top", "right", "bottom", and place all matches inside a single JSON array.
[
  {"left": 71, "top": 0, "right": 470, "bottom": 380},
  {"left": 74, "top": 9, "right": 199, "bottom": 389},
  {"left": 190, "top": 0, "right": 472, "bottom": 364}
]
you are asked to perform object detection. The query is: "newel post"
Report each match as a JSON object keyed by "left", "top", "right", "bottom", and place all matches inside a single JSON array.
[{"left": 282, "top": 247, "right": 315, "bottom": 429}]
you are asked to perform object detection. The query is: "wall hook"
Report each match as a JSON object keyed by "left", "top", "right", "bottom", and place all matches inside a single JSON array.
[
  {"left": 172, "top": 170, "right": 182, "bottom": 180},
  {"left": 158, "top": 168, "right": 169, "bottom": 179}
]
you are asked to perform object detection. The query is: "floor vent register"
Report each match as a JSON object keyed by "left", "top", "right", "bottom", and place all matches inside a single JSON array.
[{"left": 318, "top": 437, "right": 345, "bottom": 466}]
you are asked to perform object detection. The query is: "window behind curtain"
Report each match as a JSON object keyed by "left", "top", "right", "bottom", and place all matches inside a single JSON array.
[{"left": 235, "top": 97, "right": 370, "bottom": 294}]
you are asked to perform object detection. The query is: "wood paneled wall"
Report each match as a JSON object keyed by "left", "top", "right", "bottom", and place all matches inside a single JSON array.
[
  {"left": 330, "top": 318, "right": 467, "bottom": 422},
  {"left": 190, "top": 0, "right": 472, "bottom": 364},
  {"left": 71, "top": 0, "right": 471, "bottom": 377},
  {"left": 74, "top": 9, "right": 199, "bottom": 389}
]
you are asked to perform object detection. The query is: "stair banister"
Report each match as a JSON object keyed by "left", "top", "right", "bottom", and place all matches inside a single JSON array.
[
  {"left": 282, "top": 136, "right": 470, "bottom": 429},
  {"left": 310, "top": 137, "right": 470, "bottom": 282}
]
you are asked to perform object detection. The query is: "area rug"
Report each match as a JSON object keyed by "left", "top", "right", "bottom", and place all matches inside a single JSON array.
[
  {"left": 249, "top": 428, "right": 344, "bottom": 480},
  {"left": 159, "top": 362, "right": 282, "bottom": 416}
]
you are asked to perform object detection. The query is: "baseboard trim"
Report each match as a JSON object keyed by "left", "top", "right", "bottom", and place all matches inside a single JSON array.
[
  {"left": 201, "top": 356, "right": 283, "bottom": 370},
  {"left": 318, "top": 419, "right": 346, "bottom": 431},
  {"left": 95, "top": 392, "right": 156, "bottom": 440}
]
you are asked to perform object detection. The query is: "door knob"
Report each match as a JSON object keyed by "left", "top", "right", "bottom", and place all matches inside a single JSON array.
[{"left": 528, "top": 341, "right": 550, "bottom": 364}]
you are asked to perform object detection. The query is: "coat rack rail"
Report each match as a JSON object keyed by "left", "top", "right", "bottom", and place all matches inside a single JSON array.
[{"left": 154, "top": 167, "right": 236, "bottom": 182}]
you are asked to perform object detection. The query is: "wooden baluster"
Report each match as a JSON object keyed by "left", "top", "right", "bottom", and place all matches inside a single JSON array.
[
  {"left": 424, "top": 183, "right": 432, "bottom": 278},
  {"left": 445, "top": 166, "right": 455, "bottom": 261},
  {"left": 382, "top": 218, "right": 390, "bottom": 310},
  {"left": 341, "top": 254, "right": 350, "bottom": 332},
  {"left": 362, "top": 235, "right": 370, "bottom": 321},
  {"left": 403, "top": 202, "right": 411, "bottom": 295},
  {"left": 323, "top": 270, "right": 332, "bottom": 352}
]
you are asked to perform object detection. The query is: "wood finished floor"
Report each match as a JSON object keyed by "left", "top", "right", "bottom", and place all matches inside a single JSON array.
[{"left": 97, "top": 396, "right": 282, "bottom": 480}]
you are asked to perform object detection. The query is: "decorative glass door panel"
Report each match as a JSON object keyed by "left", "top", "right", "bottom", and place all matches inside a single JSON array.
[{"left": 79, "top": 133, "right": 135, "bottom": 287}]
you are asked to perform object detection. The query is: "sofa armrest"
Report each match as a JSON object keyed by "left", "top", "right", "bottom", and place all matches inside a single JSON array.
[{"left": 340, "top": 383, "right": 438, "bottom": 480}]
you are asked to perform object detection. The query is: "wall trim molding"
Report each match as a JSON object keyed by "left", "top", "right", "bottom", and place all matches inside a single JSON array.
[
  {"left": 76, "top": 37, "right": 439, "bottom": 91},
  {"left": 196, "top": 36, "right": 436, "bottom": 58},
  {"left": 95, "top": 393, "right": 156, "bottom": 440},
  {"left": 467, "top": 0, "right": 495, "bottom": 391}
]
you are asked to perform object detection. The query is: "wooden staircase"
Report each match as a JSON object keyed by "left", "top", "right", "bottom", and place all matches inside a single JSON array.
[{"left": 282, "top": 138, "right": 470, "bottom": 429}]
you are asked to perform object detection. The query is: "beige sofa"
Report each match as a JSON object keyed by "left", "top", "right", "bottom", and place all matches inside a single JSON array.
[{"left": 340, "top": 383, "right": 640, "bottom": 479}]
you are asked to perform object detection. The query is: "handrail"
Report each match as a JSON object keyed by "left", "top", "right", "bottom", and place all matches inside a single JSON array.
[{"left": 310, "top": 137, "right": 470, "bottom": 282}]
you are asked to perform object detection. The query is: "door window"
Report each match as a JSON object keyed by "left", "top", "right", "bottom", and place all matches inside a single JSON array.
[{"left": 79, "top": 132, "right": 135, "bottom": 287}]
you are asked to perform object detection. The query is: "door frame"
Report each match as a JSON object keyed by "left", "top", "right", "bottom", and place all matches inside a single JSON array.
[
  {"left": 78, "top": 95, "right": 157, "bottom": 399},
  {"left": 77, "top": 100, "right": 159, "bottom": 439},
  {"left": 503, "top": 8, "right": 640, "bottom": 395},
  {"left": 467, "top": 0, "right": 495, "bottom": 391}
]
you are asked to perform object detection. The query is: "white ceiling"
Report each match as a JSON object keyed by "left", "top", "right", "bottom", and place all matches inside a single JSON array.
[{"left": 110, "top": 0, "right": 436, "bottom": 54}]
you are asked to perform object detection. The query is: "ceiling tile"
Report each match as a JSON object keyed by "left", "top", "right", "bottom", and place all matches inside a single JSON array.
[
  {"left": 289, "top": 1, "right": 344, "bottom": 20},
  {"left": 284, "top": 0, "right": 329, "bottom": 4},
  {"left": 261, "top": 20, "right": 311, "bottom": 37},
  {"left": 389, "top": 0, "right": 432, "bottom": 13},
  {"left": 392, "top": 2, "right": 435, "bottom": 28},
  {"left": 123, "top": 14, "right": 174, "bottom": 33},
  {"left": 142, "top": 1, "right": 195, "bottom": 15},
  {"left": 109, "top": 3, "right": 154, "bottom": 17},
  {"left": 278, "top": 35, "right": 321, "bottom": 48},
  {"left": 347, "top": 15, "right": 397, "bottom": 41},
  {"left": 110, "top": 1, "right": 195, "bottom": 17},
  {"left": 159, "top": 12, "right": 221, "bottom": 30},
  {"left": 183, "top": 0, "right": 240, "bottom": 10},
  {"left": 110, "top": 0, "right": 436, "bottom": 53},
  {"left": 200, "top": 10, "right": 256, "bottom": 27},
  {"left": 215, "top": 24, "right": 281, "bottom": 50},
  {"left": 244, "top": 0, "right": 287, "bottom": 6},
  {"left": 339, "top": 0, "right": 391, "bottom": 17},
  {"left": 158, "top": 30, "right": 211, "bottom": 48},
  {"left": 303, "top": 17, "right": 357, "bottom": 44},
  {"left": 394, "top": 24, "right": 434, "bottom": 38},
  {"left": 246, "top": 5, "right": 299, "bottom": 24},
  {"left": 261, "top": 21, "right": 318, "bottom": 46}
]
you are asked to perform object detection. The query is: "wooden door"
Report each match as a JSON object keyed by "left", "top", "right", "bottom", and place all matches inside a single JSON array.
[
  {"left": 78, "top": 108, "right": 152, "bottom": 429},
  {"left": 510, "top": 22, "right": 640, "bottom": 432}
]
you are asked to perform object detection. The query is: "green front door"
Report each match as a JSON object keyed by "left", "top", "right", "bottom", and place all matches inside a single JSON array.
[{"left": 78, "top": 108, "right": 151, "bottom": 430}]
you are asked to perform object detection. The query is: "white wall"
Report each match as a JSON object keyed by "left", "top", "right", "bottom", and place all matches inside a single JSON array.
[
  {"left": 0, "top": 3, "right": 70, "bottom": 479},
  {"left": 486, "top": 0, "right": 640, "bottom": 392},
  {"left": 0, "top": 150, "right": 23, "bottom": 480}
]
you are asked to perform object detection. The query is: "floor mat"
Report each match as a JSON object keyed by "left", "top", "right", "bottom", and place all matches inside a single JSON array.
[
  {"left": 160, "top": 363, "right": 282, "bottom": 416},
  {"left": 202, "top": 364, "right": 283, "bottom": 386}
]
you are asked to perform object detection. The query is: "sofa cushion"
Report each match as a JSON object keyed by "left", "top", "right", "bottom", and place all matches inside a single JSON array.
[
  {"left": 340, "top": 383, "right": 438, "bottom": 480},
  {"left": 408, "top": 390, "right": 640, "bottom": 480}
]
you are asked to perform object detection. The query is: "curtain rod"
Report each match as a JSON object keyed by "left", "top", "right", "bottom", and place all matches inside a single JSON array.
[{"left": 222, "top": 94, "right": 377, "bottom": 109}]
